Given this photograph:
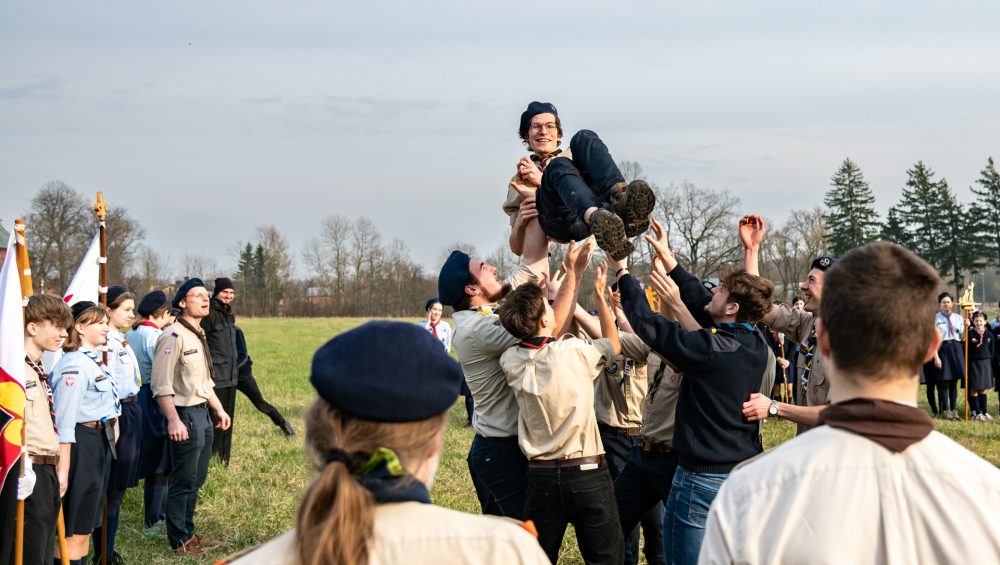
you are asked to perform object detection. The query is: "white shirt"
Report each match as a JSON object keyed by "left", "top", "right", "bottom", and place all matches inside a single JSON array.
[
  {"left": 418, "top": 319, "right": 453, "bottom": 353},
  {"left": 935, "top": 311, "right": 964, "bottom": 342}
]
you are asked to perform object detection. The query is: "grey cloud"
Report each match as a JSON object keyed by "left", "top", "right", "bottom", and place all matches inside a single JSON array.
[{"left": 0, "top": 78, "right": 63, "bottom": 100}]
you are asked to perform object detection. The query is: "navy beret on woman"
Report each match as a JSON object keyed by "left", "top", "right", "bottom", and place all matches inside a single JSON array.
[
  {"left": 310, "top": 320, "right": 464, "bottom": 422},
  {"left": 137, "top": 290, "right": 168, "bottom": 317}
]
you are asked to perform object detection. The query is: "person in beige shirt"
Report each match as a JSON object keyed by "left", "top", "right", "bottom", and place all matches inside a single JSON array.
[
  {"left": 499, "top": 239, "right": 624, "bottom": 564},
  {"left": 225, "top": 321, "right": 549, "bottom": 565},
  {"left": 152, "top": 278, "right": 231, "bottom": 556},
  {"left": 700, "top": 242, "right": 1000, "bottom": 565}
]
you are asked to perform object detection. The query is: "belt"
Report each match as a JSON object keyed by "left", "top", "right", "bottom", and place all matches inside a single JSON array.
[
  {"left": 30, "top": 454, "right": 59, "bottom": 466},
  {"left": 641, "top": 439, "right": 672, "bottom": 454},
  {"left": 121, "top": 395, "right": 138, "bottom": 404},
  {"left": 529, "top": 455, "right": 606, "bottom": 470},
  {"left": 80, "top": 417, "right": 118, "bottom": 429},
  {"left": 598, "top": 422, "right": 641, "bottom": 437}
]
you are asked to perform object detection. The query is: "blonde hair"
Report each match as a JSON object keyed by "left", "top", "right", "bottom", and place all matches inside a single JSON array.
[
  {"left": 295, "top": 399, "right": 447, "bottom": 565},
  {"left": 63, "top": 305, "right": 110, "bottom": 352}
]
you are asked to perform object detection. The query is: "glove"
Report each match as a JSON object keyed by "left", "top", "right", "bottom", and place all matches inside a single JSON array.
[{"left": 17, "top": 457, "right": 35, "bottom": 501}]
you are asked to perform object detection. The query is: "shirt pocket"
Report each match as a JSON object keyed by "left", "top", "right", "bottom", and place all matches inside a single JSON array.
[{"left": 93, "top": 376, "right": 115, "bottom": 393}]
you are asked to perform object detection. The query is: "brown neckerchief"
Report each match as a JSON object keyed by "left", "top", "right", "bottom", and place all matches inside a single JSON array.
[
  {"left": 817, "top": 398, "right": 933, "bottom": 453},
  {"left": 176, "top": 317, "right": 214, "bottom": 380}
]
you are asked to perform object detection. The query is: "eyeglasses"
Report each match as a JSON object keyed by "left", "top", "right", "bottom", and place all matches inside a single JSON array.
[
  {"left": 529, "top": 123, "right": 557, "bottom": 133},
  {"left": 186, "top": 292, "right": 211, "bottom": 300}
]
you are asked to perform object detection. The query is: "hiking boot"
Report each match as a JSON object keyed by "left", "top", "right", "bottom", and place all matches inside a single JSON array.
[
  {"left": 588, "top": 209, "right": 634, "bottom": 261},
  {"left": 609, "top": 180, "right": 656, "bottom": 237},
  {"left": 279, "top": 420, "right": 296, "bottom": 437},
  {"left": 191, "top": 533, "right": 222, "bottom": 549},
  {"left": 173, "top": 538, "right": 204, "bottom": 557}
]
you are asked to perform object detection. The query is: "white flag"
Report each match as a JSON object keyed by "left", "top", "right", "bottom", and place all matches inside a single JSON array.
[
  {"left": 63, "top": 232, "right": 101, "bottom": 306},
  {"left": 0, "top": 228, "right": 27, "bottom": 486}
]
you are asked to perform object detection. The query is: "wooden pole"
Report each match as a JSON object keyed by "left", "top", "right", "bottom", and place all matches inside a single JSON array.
[
  {"left": 13, "top": 220, "right": 31, "bottom": 565},
  {"left": 93, "top": 193, "right": 109, "bottom": 565},
  {"left": 56, "top": 507, "right": 69, "bottom": 565}
]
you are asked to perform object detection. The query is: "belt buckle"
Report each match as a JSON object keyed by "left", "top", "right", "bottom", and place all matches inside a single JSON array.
[{"left": 578, "top": 463, "right": 599, "bottom": 471}]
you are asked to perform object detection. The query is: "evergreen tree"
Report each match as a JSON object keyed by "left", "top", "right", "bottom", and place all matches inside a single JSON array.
[
  {"left": 895, "top": 161, "right": 949, "bottom": 266},
  {"left": 823, "top": 158, "right": 881, "bottom": 255},
  {"left": 879, "top": 207, "right": 910, "bottom": 247},
  {"left": 970, "top": 157, "right": 1000, "bottom": 270}
]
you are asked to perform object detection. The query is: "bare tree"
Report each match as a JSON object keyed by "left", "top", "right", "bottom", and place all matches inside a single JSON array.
[
  {"left": 618, "top": 160, "right": 646, "bottom": 183},
  {"left": 179, "top": 253, "right": 219, "bottom": 281},
  {"left": 438, "top": 241, "right": 480, "bottom": 265},
  {"left": 654, "top": 181, "right": 741, "bottom": 280},
  {"left": 25, "top": 181, "right": 92, "bottom": 293},
  {"left": 486, "top": 231, "right": 520, "bottom": 282},
  {"left": 126, "top": 244, "right": 171, "bottom": 294},
  {"left": 105, "top": 205, "right": 146, "bottom": 286}
]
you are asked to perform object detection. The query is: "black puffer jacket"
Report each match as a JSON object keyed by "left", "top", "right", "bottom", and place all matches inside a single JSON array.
[{"left": 201, "top": 298, "right": 239, "bottom": 388}]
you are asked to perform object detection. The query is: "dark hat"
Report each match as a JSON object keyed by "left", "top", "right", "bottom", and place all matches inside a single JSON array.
[
  {"left": 809, "top": 256, "right": 839, "bottom": 272},
  {"left": 425, "top": 297, "right": 441, "bottom": 311},
  {"left": 310, "top": 320, "right": 463, "bottom": 422},
  {"left": 172, "top": 278, "right": 206, "bottom": 309},
  {"left": 71, "top": 301, "right": 98, "bottom": 320},
  {"left": 437, "top": 251, "right": 471, "bottom": 307},
  {"left": 213, "top": 277, "right": 235, "bottom": 297},
  {"left": 519, "top": 101, "right": 558, "bottom": 134},
  {"left": 702, "top": 280, "right": 718, "bottom": 291},
  {"left": 137, "top": 290, "right": 168, "bottom": 317},
  {"left": 106, "top": 285, "right": 129, "bottom": 307}
]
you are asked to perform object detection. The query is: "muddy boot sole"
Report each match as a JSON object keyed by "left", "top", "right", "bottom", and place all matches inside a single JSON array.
[
  {"left": 612, "top": 180, "right": 656, "bottom": 237},
  {"left": 589, "top": 209, "right": 634, "bottom": 261}
]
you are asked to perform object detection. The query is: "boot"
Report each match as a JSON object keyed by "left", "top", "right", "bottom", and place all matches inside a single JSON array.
[
  {"left": 588, "top": 208, "right": 634, "bottom": 261},
  {"left": 609, "top": 180, "right": 656, "bottom": 237}
]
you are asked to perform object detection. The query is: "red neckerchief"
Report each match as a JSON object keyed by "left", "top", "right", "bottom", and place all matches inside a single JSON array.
[
  {"left": 519, "top": 336, "right": 554, "bottom": 349},
  {"left": 140, "top": 321, "right": 160, "bottom": 329},
  {"left": 974, "top": 327, "right": 985, "bottom": 349},
  {"left": 429, "top": 321, "right": 439, "bottom": 339}
]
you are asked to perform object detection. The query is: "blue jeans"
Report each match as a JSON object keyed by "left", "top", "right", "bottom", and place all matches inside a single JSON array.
[
  {"left": 663, "top": 466, "right": 728, "bottom": 565},
  {"left": 467, "top": 435, "right": 528, "bottom": 519}
]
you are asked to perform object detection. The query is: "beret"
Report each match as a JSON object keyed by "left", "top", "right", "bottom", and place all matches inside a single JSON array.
[
  {"left": 310, "top": 320, "right": 464, "bottom": 422},
  {"left": 137, "top": 290, "right": 168, "bottom": 317},
  {"left": 71, "top": 301, "right": 99, "bottom": 320},
  {"left": 437, "top": 250, "right": 471, "bottom": 307},
  {"left": 810, "top": 256, "right": 839, "bottom": 272},
  {"left": 425, "top": 297, "right": 441, "bottom": 312},
  {"left": 213, "top": 277, "right": 235, "bottom": 296},
  {"left": 702, "top": 280, "right": 718, "bottom": 291},
  {"left": 172, "top": 278, "right": 206, "bottom": 309},
  {"left": 519, "top": 101, "right": 558, "bottom": 134},
  {"left": 107, "top": 285, "right": 129, "bottom": 307}
]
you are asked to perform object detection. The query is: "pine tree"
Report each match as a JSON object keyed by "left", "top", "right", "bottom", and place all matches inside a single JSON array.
[
  {"left": 895, "top": 161, "right": 950, "bottom": 267},
  {"left": 879, "top": 207, "right": 910, "bottom": 247},
  {"left": 970, "top": 157, "right": 1000, "bottom": 270},
  {"left": 823, "top": 158, "right": 881, "bottom": 255}
]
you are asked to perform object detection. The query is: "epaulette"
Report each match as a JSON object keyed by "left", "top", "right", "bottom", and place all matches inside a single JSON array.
[{"left": 171, "top": 332, "right": 179, "bottom": 337}]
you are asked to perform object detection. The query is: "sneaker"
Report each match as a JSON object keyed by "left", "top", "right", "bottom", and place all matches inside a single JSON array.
[
  {"left": 191, "top": 533, "right": 222, "bottom": 549},
  {"left": 984, "top": 413, "right": 993, "bottom": 422},
  {"left": 948, "top": 410, "right": 960, "bottom": 421},
  {"left": 142, "top": 520, "right": 166, "bottom": 538},
  {"left": 279, "top": 420, "right": 296, "bottom": 437},
  {"left": 173, "top": 538, "right": 204, "bottom": 557},
  {"left": 588, "top": 209, "right": 634, "bottom": 261},
  {"left": 609, "top": 180, "right": 656, "bottom": 237}
]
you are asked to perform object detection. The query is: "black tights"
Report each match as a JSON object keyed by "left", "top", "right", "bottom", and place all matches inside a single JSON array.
[{"left": 932, "top": 382, "right": 958, "bottom": 412}]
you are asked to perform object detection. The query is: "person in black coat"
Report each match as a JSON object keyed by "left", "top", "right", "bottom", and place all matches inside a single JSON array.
[{"left": 200, "top": 277, "right": 240, "bottom": 465}]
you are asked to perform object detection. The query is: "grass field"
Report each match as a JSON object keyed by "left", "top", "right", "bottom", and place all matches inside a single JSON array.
[{"left": 113, "top": 317, "right": 1000, "bottom": 564}]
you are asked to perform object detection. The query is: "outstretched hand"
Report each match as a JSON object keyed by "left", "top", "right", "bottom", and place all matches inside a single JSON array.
[
  {"left": 650, "top": 270, "right": 682, "bottom": 306},
  {"left": 739, "top": 214, "right": 766, "bottom": 250},
  {"left": 594, "top": 261, "right": 608, "bottom": 298},
  {"left": 644, "top": 218, "right": 677, "bottom": 273},
  {"left": 566, "top": 236, "right": 596, "bottom": 275}
]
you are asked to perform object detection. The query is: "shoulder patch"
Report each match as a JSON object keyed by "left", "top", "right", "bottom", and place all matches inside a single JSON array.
[
  {"left": 163, "top": 347, "right": 172, "bottom": 356},
  {"left": 171, "top": 332, "right": 179, "bottom": 337}
]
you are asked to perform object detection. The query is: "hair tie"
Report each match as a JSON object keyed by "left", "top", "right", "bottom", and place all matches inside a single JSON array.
[{"left": 324, "top": 448, "right": 354, "bottom": 468}]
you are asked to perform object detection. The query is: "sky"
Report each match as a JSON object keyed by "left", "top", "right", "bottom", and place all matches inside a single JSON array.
[{"left": 2, "top": 2, "right": 999, "bottom": 278}]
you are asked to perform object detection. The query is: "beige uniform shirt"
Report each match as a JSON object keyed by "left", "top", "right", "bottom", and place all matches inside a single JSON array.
[
  {"left": 24, "top": 360, "right": 59, "bottom": 457},
  {"left": 762, "top": 304, "right": 828, "bottom": 432},
  {"left": 500, "top": 336, "right": 614, "bottom": 460},
  {"left": 700, "top": 426, "right": 1000, "bottom": 564},
  {"left": 594, "top": 332, "right": 649, "bottom": 429},
  {"left": 641, "top": 354, "right": 683, "bottom": 445},
  {"left": 227, "top": 501, "right": 550, "bottom": 565},
  {"left": 451, "top": 265, "right": 538, "bottom": 438},
  {"left": 151, "top": 321, "right": 215, "bottom": 406},
  {"left": 502, "top": 149, "right": 574, "bottom": 226}
]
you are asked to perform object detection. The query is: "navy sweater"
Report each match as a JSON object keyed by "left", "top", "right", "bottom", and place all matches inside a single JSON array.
[{"left": 619, "top": 273, "right": 768, "bottom": 472}]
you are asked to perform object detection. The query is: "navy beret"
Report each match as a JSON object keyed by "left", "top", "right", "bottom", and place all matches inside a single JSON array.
[
  {"left": 437, "top": 251, "right": 471, "bottom": 307},
  {"left": 172, "top": 278, "right": 206, "bottom": 309},
  {"left": 137, "top": 290, "right": 168, "bottom": 317},
  {"left": 425, "top": 297, "right": 441, "bottom": 311},
  {"left": 519, "top": 101, "right": 558, "bottom": 134},
  {"left": 107, "top": 285, "right": 129, "bottom": 307},
  {"left": 213, "top": 277, "right": 234, "bottom": 296},
  {"left": 810, "top": 256, "right": 839, "bottom": 272},
  {"left": 71, "top": 301, "right": 99, "bottom": 320},
  {"left": 310, "top": 320, "right": 464, "bottom": 422}
]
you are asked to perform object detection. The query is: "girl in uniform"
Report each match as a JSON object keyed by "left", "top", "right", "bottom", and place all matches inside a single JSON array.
[
  {"left": 967, "top": 311, "right": 995, "bottom": 421},
  {"left": 924, "top": 292, "right": 964, "bottom": 419},
  {"left": 51, "top": 302, "right": 121, "bottom": 565},
  {"left": 418, "top": 297, "right": 452, "bottom": 353}
]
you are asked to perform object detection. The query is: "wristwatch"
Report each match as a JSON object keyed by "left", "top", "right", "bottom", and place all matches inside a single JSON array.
[{"left": 768, "top": 400, "right": 779, "bottom": 418}]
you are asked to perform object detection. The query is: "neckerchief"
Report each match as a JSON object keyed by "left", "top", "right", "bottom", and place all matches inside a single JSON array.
[
  {"left": 139, "top": 321, "right": 159, "bottom": 330},
  {"left": 176, "top": 317, "right": 214, "bottom": 380},
  {"left": 530, "top": 149, "right": 562, "bottom": 172},
  {"left": 648, "top": 362, "right": 667, "bottom": 401},
  {"left": 800, "top": 326, "right": 818, "bottom": 389},
  {"left": 82, "top": 348, "right": 120, "bottom": 414},
  {"left": 326, "top": 447, "right": 431, "bottom": 504},
  {"left": 26, "top": 355, "right": 57, "bottom": 432},
  {"left": 429, "top": 321, "right": 439, "bottom": 339},
  {"left": 973, "top": 327, "right": 985, "bottom": 349},
  {"left": 818, "top": 398, "right": 934, "bottom": 453},
  {"left": 519, "top": 336, "right": 554, "bottom": 349}
]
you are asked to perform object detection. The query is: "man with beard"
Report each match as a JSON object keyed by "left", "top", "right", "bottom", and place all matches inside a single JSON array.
[{"left": 201, "top": 277, "right": 239, "bottom": 465}]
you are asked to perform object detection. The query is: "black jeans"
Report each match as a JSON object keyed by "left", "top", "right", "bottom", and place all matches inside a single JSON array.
[
  {"left": 211, "top": 386, "right": 236, "bottom": 465},
  {"left": 537, "top": 130, "right": 625, "bottom": 243},
  {"left": 167, "top": 404, "right": 214, "bottom": 548},
  {"left": 237, "top": 367, "right": 287, "bottom": 426},
  {"left": 614, "top": 446, "right": 679, "bottom": 561},
  {"left": 602, "top": 434, "right": 666, "bottom": 565},
  {"left": 23, "top": 462, "right": 60, "bottom": 565},
  {"left": 466, "top": 435, "right": 528, "bottom": 519},
  {"left": 526, "top": 464, "right": 624, "bottom": 564}
]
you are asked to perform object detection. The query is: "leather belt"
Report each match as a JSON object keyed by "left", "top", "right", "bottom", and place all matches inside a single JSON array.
[
  {"left": 30, "top": 454, "right": 59, "bottom": 466},
  {"left": 120, "top": 395, "right": 138, "bottom": 404},
  {"left": 80, "top": 417, "right": 117, "bottom": 429},
  {"left": 598, "top": 422, "right": 642, "bottom": 437},
  {"left": 529, "top": 455, "right": 606, "bottom": 470},
  {"left": 641, "top": 439, "right": 672, "bottom": 454}
]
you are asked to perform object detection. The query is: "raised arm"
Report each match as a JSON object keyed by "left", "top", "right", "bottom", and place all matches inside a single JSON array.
[
  {"left": 739, "top": 214, "right": 766, "bottom": 277},
  {"left": 594, "top": 261, "right": 620, "bottom": 355}
]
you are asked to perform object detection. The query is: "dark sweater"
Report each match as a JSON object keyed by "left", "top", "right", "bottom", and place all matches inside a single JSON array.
[
  {"left": 201, "top": 298, "right": 239, "bottom": 388},
  {"left": 968, "top": 329, "right": 995, "bottom": 361},
  {"left": 619, "top": 273, "right": 768, "bottom": 472}
]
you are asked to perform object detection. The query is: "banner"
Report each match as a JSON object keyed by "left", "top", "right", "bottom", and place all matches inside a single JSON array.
[
  {"left": 63, "top": 231, "right": 101, "bottom": 306},
  {"left": 0, "top": 229, "right": 26, "bottom": 489}
]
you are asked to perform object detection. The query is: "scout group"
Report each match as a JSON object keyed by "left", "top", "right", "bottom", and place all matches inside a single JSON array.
[
  {"left": 12, "top": 100, "right": 1000, "bottom": 565},
  {"left": 6, "top": 278, "right": 295, "bottom": 564}
]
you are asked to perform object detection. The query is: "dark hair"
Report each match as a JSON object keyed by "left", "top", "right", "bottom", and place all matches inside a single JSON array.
[
  {"left": 24, "top": 294, "right": 72, "bottom": 329},
  {"left": 518, "top": 115, "right": 563, "bottom": 149},
  {"left": 451, "top": 274, "right": 478, "bottom": 312},
  {"left": 109, "top": 290, "right": 136, "bottom": 310},
  {"left": 937, "top": 292, "right": 952, "bottom": 303},
  {"left": 792, "top": 295, "right": 804, "bottom": 304},
  {"left": 821, "top": 242, "right": 940, "bottom": 379},
  {"left": 719, "top": 270, "right": 773, "bottom": 324},
  {"left": 972, "top": 310, "right": 987, "bottom": 322},
  {"left": 498, "top": 282, "right": 546, "bottom": 340},
  {"left": 424, "top": 298, "right": 441, "bottom": 312}
]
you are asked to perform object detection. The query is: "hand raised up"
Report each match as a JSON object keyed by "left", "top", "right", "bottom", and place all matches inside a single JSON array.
[
  {"left": 593, "top": 261, "right": 608, "bottom": 298},
  {"left": 739, "top": 214, "right": 766, "bottom": 250},
  {"left": 644, "top": 218, "right": 677, "bottom": 273}
]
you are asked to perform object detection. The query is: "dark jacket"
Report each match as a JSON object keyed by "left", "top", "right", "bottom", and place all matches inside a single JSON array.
[{"left": 201, "top": 298, "right": 239, "bottom": 388}]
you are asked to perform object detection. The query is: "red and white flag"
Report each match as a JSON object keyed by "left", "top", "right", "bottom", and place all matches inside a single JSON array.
[
  {"left": 63, "top": 231, "right": 102, "bottom": 306},
  {"left": 0, "top": 228, "right": 27, "bottom": 489}
]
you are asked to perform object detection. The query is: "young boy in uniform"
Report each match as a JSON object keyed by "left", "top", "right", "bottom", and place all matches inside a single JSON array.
[{"left": 499, "top": 238, "right": 624, "bottom": 564}]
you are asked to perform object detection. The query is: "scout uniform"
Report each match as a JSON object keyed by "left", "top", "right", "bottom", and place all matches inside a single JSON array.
[
  {"left": 500, "top": 334, "right": 623, "bottom": 564},
  {"left": 22, "top": 354, "right": 62, "bottom": 564},
  {"left": 152, "top": 317, "right": 216, "bottom": 550},
  {"left": 761, "top": 303, "right": 827, "bottom": 433},
  {"left": 50, "top": 347, "right": 121, "bottom": 535}
]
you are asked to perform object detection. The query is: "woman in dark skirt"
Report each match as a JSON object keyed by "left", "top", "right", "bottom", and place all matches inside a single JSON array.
[
  {"left": 923, "top": 292, "right": 965, "bottom": 419},
  {"left": 967, "top": 311, "right": 995, "bottom": 421}
]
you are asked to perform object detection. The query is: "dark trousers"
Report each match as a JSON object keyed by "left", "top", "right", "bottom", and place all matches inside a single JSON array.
[
  {"left": 23, "top": 462, "right": 60, "bottom": 565},
  {"left": 602, "top": 434, "right": 666, "bottom": 565},
  {"left": 143, "top": 474, "right": 168, "bottom": 528},
  {"left": 211, "top": 386, "right": 236, "bottom": 465},
  {"left": 466, "top": 435, "right": 528, "bottom": 519},
  {"left": 237, "top": 368, "right": 287, "bottom": 427},
  {"left": 0, "top": 459, "right": 19, "bottom": 565},
  {"left": 526, "top": 464, "right": 624, "bottom": 565},
  {"left": 537, "top": 130, "right": 625, "bottom": 243},
  {"left": 615, "top": 447, "right": 679, "bottom": 564},
  {"left": 166, "top": 404, "right": 214, "bottom": 548}
]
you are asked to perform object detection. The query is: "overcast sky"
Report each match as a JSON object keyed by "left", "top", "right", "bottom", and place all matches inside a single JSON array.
[{"left": 2, "top": 2, "right": 999, "bottom": 279}]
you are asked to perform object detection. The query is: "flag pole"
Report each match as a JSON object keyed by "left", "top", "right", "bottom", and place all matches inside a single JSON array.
[
  {"left": 957, "top": 282, "right": 978, "bottom": 421},
  {"left": 13, "top": 219, "right": 31, "bottom": 565},
  {"left": 92, "top": 193, "right": 110, "bottom": 565}
]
